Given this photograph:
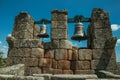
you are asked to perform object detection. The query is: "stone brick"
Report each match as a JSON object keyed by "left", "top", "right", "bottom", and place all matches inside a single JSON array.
[
  {"left": 52, "top": 21, "right": 67, "bottom": 29},
  {"left": 33, "top": 25, "right": 40, "bottom": 39},
  {"left": 45, "top": 49, "right": 54, "bottom": 58},
  {"left": 91, "top": 59, "right": 117, "bottom": 70},
  {"left": 39, "top": 58, "right": 52, "bottom": 68},
  {"left": 52, "top": 10, "right": 68, "bottom": 21},
  {"left": 28, "top": 67, "right": 42, "bottom": 76},
  {"left": 44, "top": 42, "right": 52, "bottom": 49},
  {"left": 8, "top": 48, "right": 31, "bottom": 57},
  {"left": 59, "top": 40, "right": 72, "bottom": 49},
  {"left": 74, "top": 70, "right": 95, "bottom": 74},
  {"left": 14, "top": 39, "right": 41, "bottom": 48},
  {"left": 42, "top": 68, "right": 52, "bottom": 74},
  {"left": 58, "top": 60, "right": 70, "bottom": 70},
  {"left": 63, "top": 70, "right": 73, "bottom": 74},
  {"left": 78, "top": 49, "right": 92, "bottom": 60},
  {"left": 52, "top": 59, "right": 57, "bottom": 69},
  {"left": 67, "top": 49, "right": 73, "bottom": 60},
  {"left": 51, "top": 69, "right": 62, "bottom": 74},
  {"left": 72, "top": 47, "right": 78, "bottom": 60},
  {"left": 51, "top": 40, "right": 59, "bottom": 48},
  {"left": 25, "top": 58, "right": 38, "bottom": 67},
  {"left": 93, "top": 49, "right": 116, "bottom": 59},
  {"left": 51, "top": 29, "right": 68, "bottom": 39},
  {"left": 31, "top": 48, "right": 44, "bottom": 58},
  {"left": 71, "top": 61, "right": 90, "bottom": 70},
  {"left": 55, "top": 49, "right": 67, "bottom": 60}
]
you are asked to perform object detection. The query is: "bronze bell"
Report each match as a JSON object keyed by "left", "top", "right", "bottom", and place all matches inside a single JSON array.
[
  {"left": 71, "top": 22, "right": 87, "bottom": 41},
  {"left": 38, "top": 24, "right": 49, "bottom": 38}
]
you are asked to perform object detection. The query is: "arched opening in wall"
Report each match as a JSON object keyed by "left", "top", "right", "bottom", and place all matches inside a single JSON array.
[{"left": 68, "top": 23, "right": 89, "bottom": 48}]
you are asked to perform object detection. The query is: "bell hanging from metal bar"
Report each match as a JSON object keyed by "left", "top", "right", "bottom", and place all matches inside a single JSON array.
[
  {"left": 38, "top": 24, "right": 49, "bottom": 38},
  {"left": 71, "top": 22, "right": 87, "bottom": 42}
]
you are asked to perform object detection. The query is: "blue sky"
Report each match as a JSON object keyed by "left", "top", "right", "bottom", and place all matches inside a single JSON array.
[{"left": 0, "top": 0, "right": 120, "bottom": 61}]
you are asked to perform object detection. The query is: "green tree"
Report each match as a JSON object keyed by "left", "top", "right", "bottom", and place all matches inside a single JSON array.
[{"left": 0, "top": 51, "right": 7, "bottom": 67}]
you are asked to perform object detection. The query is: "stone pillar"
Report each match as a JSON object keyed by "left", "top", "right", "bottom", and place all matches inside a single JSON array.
[
  {"left": 51, "top": 10, "right": 72, "bottom": 49},
  {"left": 6, "top": 12, "right": 43, "bottom": 75},
  {"left": 87, "top": 8, "right": 118, "bottom": 74}
]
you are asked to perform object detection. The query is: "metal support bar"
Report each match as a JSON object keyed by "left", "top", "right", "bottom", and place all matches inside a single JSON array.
[{"left": 34, "top": 15, "right": 91, "bottom": 24}]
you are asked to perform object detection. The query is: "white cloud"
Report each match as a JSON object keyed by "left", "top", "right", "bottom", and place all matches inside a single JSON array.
[
  {"left": 3, "top": 46, "right": 8, "bottom": 49},
  {"left": 7, "top": 34, "right": 12, "bottom": 37},
  {"left": 116, "top": 39, "right": 120, "bottom": 46},
  {"left": 111, "top": 24, "right": 120, "bottom": 31}
]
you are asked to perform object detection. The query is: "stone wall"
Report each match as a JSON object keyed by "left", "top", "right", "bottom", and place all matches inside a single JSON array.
[{"left": 6, "top": 9, "right": 118, "bottom": 76}]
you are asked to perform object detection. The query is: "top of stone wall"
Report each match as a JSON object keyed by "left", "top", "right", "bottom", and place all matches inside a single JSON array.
[{"left": 51, "top": 9, "right": 68, "bottom": 15}]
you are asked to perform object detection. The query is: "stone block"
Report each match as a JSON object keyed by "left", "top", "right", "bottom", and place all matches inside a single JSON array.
[
  {"left": 51, "top": 40, "right": 59, "bottom": 48},
  {"left": 52, "top": 21, "right": 67, "bottom": 29},
  {"left": 59, "top": 40, "right": 72, "bottom": 49},
  {"left": 57, "top": 60, "right": 70, "bottom": 70},
  {"left": 28, "top": 67, "right": 42, "bottom": 76},
  {"left": 42, "top": 68, "right": 52, "bottom": 74},
  {"left": 71, "top": 61, "right": 90, "bottom": 70},
  {"left": 51, "top": 69, "right": 62, "bottom": 74},
  {"left": 44, "top": 42, "right": 52, "bottom": 49},
  {"left": 55, "top": 49, "right": 67, "bottom": 60},
  {"left": 45, "top": 49, "right": 54, "bottom": 58},
  {"left": 78, "top": 49, "right": 92, "bottom": 60},
  {"left": 72, "top": 47, "right": 78, "bottom": 60},
  {"left": 63, "top": 70, "right": 73, "bottom": 74},
  {"left": 52, "top": 59, "right": 57, "bottom": 69},
  {"left": 31, "top": 48, "right": 44, "bottom": 58},
  {"left": 39, "top": 58, "right": 52, "bottom": 68},
  {"left": 52, "top": 10, "right": 68, "bottom": 21},
  {"left": 33, "top": 25, "right": 40, "bottom": 39},
  {"left": 25, "top": 58, "right": 38, "bottom": 67},
  {"left": 91, "top": 59, "right": 117, "bottom": 70},
  {"left": 51, "top": 29, "right": 68, "bottom": 39},
  {"left": 74, "top": 70, "right": 95, "bottom": 74},
  {"left": 18, "top": 39, "right": 41, "bottom": 48},
  {"left": 8, "top": 48, "right": 31, "bottom": 57},
  {"left": 67, "top": 49, "right": 73, "bottom": 60},
  {"left": 13, "top": 30, "right": 33, "bottom": 39},
  {"left": 93, "top": 49, "right": 116, "bottom": 59}
]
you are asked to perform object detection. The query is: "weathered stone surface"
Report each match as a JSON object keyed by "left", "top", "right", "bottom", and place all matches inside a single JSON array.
[
  {"left": 57, "top": 60, "right": 70, "bottom": 70},
  {"left": 7, "top": 57, "right": 26, "bottom": 65},
  {"left": 31, "top": 48, "right": 44, "bottom": 58},
  {"left": 63, "top": 70, "right": 73, "bottom": 74},
  {"left": 91, "top": 59, "right": 117, "bottom": 70},
  {"left": 51, "top": 69, "right": 62, "bottom": 74},
  {"left": 92, "top": 49, "right": 116, "bottom": 59},
  {"left": 59, "top": 40, "right": 72, "bottom": 49},
  {"left": 28, "top": 67, "right": 42, "bottom": 76},
  {"left": 6, "top": 36, "right": 15, "bottom": 48},
  {"left": 51, "top": 29, "right": 68, "bottom": 39},
  {"left": 51, "top": 40, "right": 59, "bottom": 48},
  {"left": 52, "top": 59, "right": 57, "bottom": 69},
  {"left": 74, "top": 70, "right": 95, "bottom": 74},
  {"left": 71, "top": 61, "right": 90, "bottom": 70},
  {"left": 97, "top": 70, "right": 120, "bottom": 79},
  {"left": 33, "top": 25, "right": 40, "bottom": 39},
  {"left": 52, "top": 21, "right": 67, "bottom": 29},
  {"left": 39, "top": 58, "right": 52, "bottom": 68},
  {"left": 67, "top": 49, "right": 73, "bottom": 60},
  {"left": 78, "top": 49, "right": 92, "bottom": 60},
  {"left": 0, "top": 64, "right": 24, "bottom": 76},
  {"left": 72, "top": 46, "right": 78, "bottom": 60},
  {"left": 42, "top": 68, "right": 52, "bottom": 74},
  {"left": 45, "top": 49, "right": 54, "bottom": 58},
  {"left": 25, "top": 58, "right": 38, "bottom": 67},
  {"left": 8, "top": 48, "right": 31, "bottom": 57},
  {"left": 44, "top": 42, "right": 52, "bottom": 49},
  {"left": 12, "top": 12, "right": 34, "bottom": 39},
  {"left": 55, "top": 49, "right": 67, "bottom": 60},
  {"left": 52, "top": 10, "right": 68, "bottom": 21}
]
